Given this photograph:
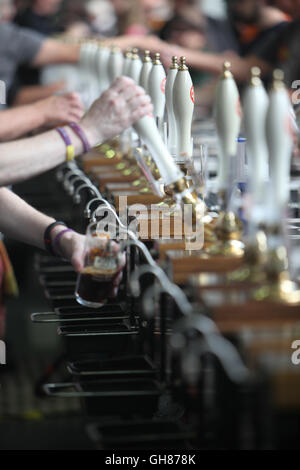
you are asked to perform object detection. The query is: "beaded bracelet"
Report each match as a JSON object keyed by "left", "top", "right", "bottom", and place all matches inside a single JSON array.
[{"left": 56, "top": 127, "right": 75, "bottom": 162}]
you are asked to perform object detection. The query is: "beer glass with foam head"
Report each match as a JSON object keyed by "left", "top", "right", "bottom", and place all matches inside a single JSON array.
[{"left": 75, "top": 222, "right": 124, "bottom": 308}]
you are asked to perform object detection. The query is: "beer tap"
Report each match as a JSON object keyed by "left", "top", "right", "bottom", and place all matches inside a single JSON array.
[
  {"left": 79, "top": 41, "right": 98, "bottom": 106},
  {"left": 86, "top": 41, "right": 100, "bottom": 104},
  {"left": 251, "top": 69, "right": 300, "bottom": 303},
  {"left": 225, "top": 67, "right": 271, "bottom": 281},
  {"left": 133, "top": 115, "right": 183, "bottom": 186},
  {"left": 267, "top": 69, "right": 294, "bottom": 218},
  {"left": 148, "top": 53, "right": 166, "bottom": 135},
  {"left": 133, "top": 115, "right": 204, "bottom": 225},
  {"left": 84, "top": 197, "right": 111, "bottom": 219},
  {"left": 79, "top": 41, "right": 90, "bottom": 71},
  {"left": 96, "top": 43, "right": 111, "bottom": 95},
  {"left": 91, "top": 204, "right": 138, "bottom": 241},
  {"left": 165, "top": 56, "right": 178, "bottom": 156},
  {"left": 243, "top": 67, "right": 269, "bottom": 218},
  {"left": 207, "top": 62, "right": 243, "bottom": 257},
  {"left": 173, "top": 57, "right": 194, "bottom": 160},
  {"left": 119, "top": 239, "right": 156, "bottom": 267},
  {"left": 122, "top": 48, "right": 132, "bottom": 76},
  {"left": 87, "top": 41, "right": 98, "bottom": 75},
  {"left": 73, "top": 183, "right": 102, "bottom": 204},
  {"left": 172, "top": 315, "right": 249, "bottom": 384},
  {"left": 131, "top": 265, "right": 249, "bottom": 383},
  {"left": 107, "top": 46, "right": 124, "bottom": 84},
  {"left": 130, "top": 264, "right": 193, "bottom": 315},
  {"left": 56, "top": 161, "right": 77, "bottom": 182},
  {"left": 139, "top": 50, "right": 152, "bottom": 93},
  {"left": 67, "top": 175, "right": 91, "bottom": 196},
  {"left": 62, "top": 169, "right": 85, "bottom": 189},
  {"left": 128, "top": 48, "right": 143, "bottom": 83},
  {"left": 215, "top": 62, "right": 241, "bottom": 202}
]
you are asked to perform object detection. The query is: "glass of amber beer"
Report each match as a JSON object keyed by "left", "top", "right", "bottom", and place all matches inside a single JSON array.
[{"left": 75, "top": 222, "right": 124, "bottom": 308}]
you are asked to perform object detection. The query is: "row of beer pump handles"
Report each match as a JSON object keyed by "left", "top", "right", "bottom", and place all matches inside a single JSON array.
[{"left": 79, "top": 41, "right": 300, "bottom": 304}]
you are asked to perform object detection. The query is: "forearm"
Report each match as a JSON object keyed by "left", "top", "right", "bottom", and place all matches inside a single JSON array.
[
  {"left": 0, "top": 126, "right": 84, "bottom": 186},
  {"left": 0, "top": 187, "right": 55, "bottom": 249},
  {"left": 186, "top": 50, "right": 271, "bottom": 82},
  {"left": 0, "top": 103, "right": 46, "bottom": 141},
  {"left": 32, "top": 40, "right": 80, "bottom": 67},
  {"left": 13, "top": 83, "right": 64, "bottom": 106}
]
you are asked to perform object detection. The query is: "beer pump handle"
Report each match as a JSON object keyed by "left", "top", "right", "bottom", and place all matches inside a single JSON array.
[
  {"left": 107, "top": 46, "right": 124, "bottom": 84},
  {"left": 88, "top": 42, "right": 98, "bottom": 74},
  {"left": 96, "top": 45, "right": 110, "bottom": 94},
  {"left": 128, "top": 48, "right": 143, "bottom": 83},
  {"left": 79, "top": 42, "right": 99, "bottom": 106},
  {"left": 139, "top": 50, "right": 153, "bottom": 93},
  {"left": 79, "top": 42, "right": 89, "bottom": 70},
  {"left": 133, "top": 115, "right": 183, "bottom": 186},
  {"left": 215, "top": 62, "right": 241, "bottom": 191},
  {"left": 122, "top": 49, "right": 132, "bottom": 76},
  {"left": 243, "top": 67, "right": 269, "bottom": 204},
  {"left": 165, "top": 56, "right": 178, "bottom": 156},
  {"left": 173, "top": 57, "right": 194, "bottom": 159},
  {"left": 266, "top": 69, "right": 294, "bottom": 211},
  {"left": 148, "top": 53, "right": 166, "bottom": 132}
]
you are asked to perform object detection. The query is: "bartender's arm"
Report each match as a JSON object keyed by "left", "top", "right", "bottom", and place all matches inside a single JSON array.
[
  {"left": 0, "top": 77, "right": 152, "bottom": 186},
  {"left": 31, "top": 40, "right": 80, "bottom": 67},
  {"left": 159, "top": 42, "right": 272, "bottom": 82},
  {"left": 0, "top": 93, "right": 83, "bottom": 141},
  {"left": 0, "top": 187, "right": 85, "bottom": 272}
]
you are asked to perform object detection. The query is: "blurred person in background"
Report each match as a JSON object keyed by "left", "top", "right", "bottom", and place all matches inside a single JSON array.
[
  {"left": 88, "top": 0, "right": 171, "bottom": 37},
  {"left": 14, "top": 0, "right": 63, "bottom": 36},
  {"left": 224, "top": 0, "right": 291, "bottom": 56},
  {"left": 267, "top": 0, "right": 294, "bottom": 16},
  {"left": 0, "top": 0, "right": 167, "bottom": 107},
  {"left": 0, "top": 0, "right": 81, "bottom": 106},
  {"left": 159, "top": 0, "right": 290, "bottom": 109},
  {"left": 14, "top": 0, "right": 64, "bottom": 92},
  {"left": 160, "top": 0, "right": 294, "bottom": 84}
]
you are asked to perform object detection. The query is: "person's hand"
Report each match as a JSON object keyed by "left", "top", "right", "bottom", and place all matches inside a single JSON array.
[
  {"left": 52, "top": 228, "right": 86, "bottom": 272},
  {"left": 37, "top": 92, "right": 84, "bottom": 128},
  {"left": 52, "top": 229, "right": 126, "bottom": 297},
  {"left": 80, "top": 76, "right": 153, "bottom": 147}
]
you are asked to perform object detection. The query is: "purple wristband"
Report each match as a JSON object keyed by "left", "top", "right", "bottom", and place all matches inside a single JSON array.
[
  {"left": 53, "top": 228, "right": 74, "bottom": 257},
  {"left": 68, "top": 122, "right": 91, "bottom": 153},
  {"left": 56, "top": 127, "right": 72, "bottom": 146}
]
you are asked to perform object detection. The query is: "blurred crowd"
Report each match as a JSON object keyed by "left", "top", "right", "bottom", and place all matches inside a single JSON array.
[{"left": 0, "top": 0, "right": 299, "bottom": 113}]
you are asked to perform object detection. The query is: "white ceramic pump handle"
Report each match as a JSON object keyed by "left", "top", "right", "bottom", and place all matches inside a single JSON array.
[
  {"left": 266, "top": 69, "right": 294, "bottom": 211},
  {"left": 107, "top": 46, "right": 124, "bottom": 84},
  {"left": 133, "top": 115, "right": 183, "bottom": 186},
  {"left": 128, "top": 48, "right": 143, "bottom": 83},
  {"left": 139, "top": 50, "right": 153, "bottom": 93},
  {"left": 148, "top": 53, "right": 166, "bottom": 131},
  {"left": 96, "top": 45, "right": 110, "bottom": 94},
  {"left": 243, "top": 67, "right": 269, "bottom": 204},
  {"left": 165, "top": 56, "right": 178, "bottom": 156},
  {"left": 215, "top": 62, "right": 241, "bottom": 191},
  {"left": 173, "top": 56, "right": 194, "bottom": 159},
  {"left": 122, "top": 49, "right": 132, "bottom": 76}
]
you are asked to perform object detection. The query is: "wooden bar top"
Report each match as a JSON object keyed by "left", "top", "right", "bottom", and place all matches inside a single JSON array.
[{"left": 166, "top": 251, "right": 245, "bottom": 284}]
